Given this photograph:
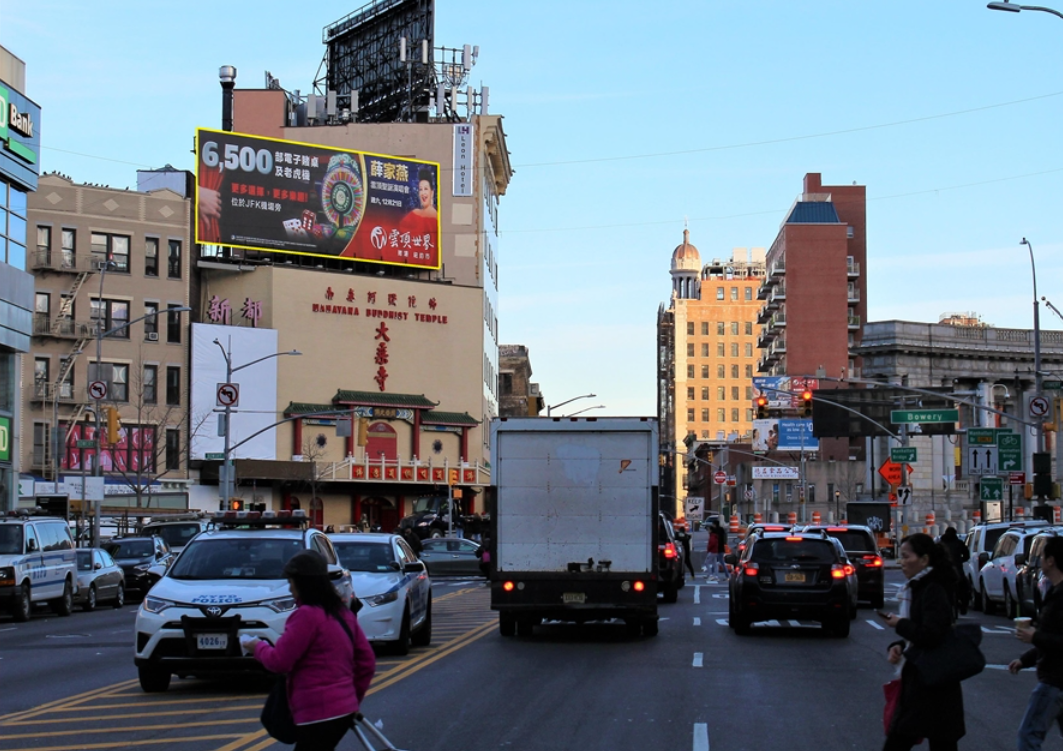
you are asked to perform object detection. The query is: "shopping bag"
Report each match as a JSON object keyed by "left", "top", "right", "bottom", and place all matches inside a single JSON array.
[
  {"left": 908, "top": 623, "right": 985, "bottom": 687},
  {"left": 260, "top": 676, "right": 298, "bottom": 744},
  {"left": 882, "top": 678, "right": 902, "bottom": 735}
]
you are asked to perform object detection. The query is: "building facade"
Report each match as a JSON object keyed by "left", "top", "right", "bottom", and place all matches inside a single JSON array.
[
  {"left": 0, "top": 47, "right": 41, "bottom": 511},
  {"left": 498, "top": 345, "right": 543, "bottom": 417},
  {"left": 21, "top": 173, "right": 193, "bottom": 507}
]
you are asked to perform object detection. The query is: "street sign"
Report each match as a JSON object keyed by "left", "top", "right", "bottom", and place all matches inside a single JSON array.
[
  {"left": 216, "top": 383, "right": 240, "bottom": 408},
  {"left": 1009, "top": 471, "right": 1027, "bottom": 486},
  {"left": 1044, "top": 380, "right": 1063, "bottom": 391},
  {"left": 877, "top": 460, "right": 914, "bottom": 487},
  {"left": 75, "top": 439, "right": 97, "bottom": 449},
  {"left": 1031, "top": 396, "right": 1051, "bottom": 418},
  {"left": 890, "top": 409, "right": 959, "bottom": 424},
  {"left": 967, "top": 445, "right": 998, "bottom": 476},
  {"left": 684, "top": 497, "right": 704, "bottom": 521},
  {"left": 88, "top": 381, "right": 107, "bottom": 401},
  {"left": 726, "top": 476, "right": 737, "bottom": 486},
  {"left": 713, "top": 470, "right": 727, "bottom": 485},
  {"left": 896, "top": 486, "right": 912, "bottom": 505},
  {"left": 967, "top": 428, "right": 998, "bottom": 445},
  {"left": 980, "top": 477, "right": 1004, "bottom": 502},
  {"left": 205, "top": 452, "right": 225, "bottom": 460},
  {"left": 890, "top": 447, "right": 917, "bottom": 463},
  {"left": 998, "top": 432, "right": 1023, "bottom": 473}
]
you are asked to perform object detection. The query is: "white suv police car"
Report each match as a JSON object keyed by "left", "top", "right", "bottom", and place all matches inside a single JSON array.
[{"left": 134, "top": 510, "right": 353, "bottom": 692}]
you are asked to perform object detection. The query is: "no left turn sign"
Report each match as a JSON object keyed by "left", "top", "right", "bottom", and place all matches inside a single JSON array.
[
  {"left": 88, "top": 381, "right": 107, "bottom": 401},
  {"left": 1031, "top": 396, "right": 1051, "bottom": 418},
  {"left": 216, "top": 383, "right": 240, "bottom": 408}
]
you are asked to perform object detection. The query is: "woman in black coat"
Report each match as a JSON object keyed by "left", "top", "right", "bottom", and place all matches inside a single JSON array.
[{"left": 881, "top": 533, "right": 965, "bottom": 751}]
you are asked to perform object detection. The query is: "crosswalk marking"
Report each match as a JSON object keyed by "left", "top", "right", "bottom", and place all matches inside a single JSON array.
[
  {"left": 867, "top": 619, "right": 885, "bottom": 630},
  {"left": 693, "top": 617, "right": 701, "bottom": 626}
]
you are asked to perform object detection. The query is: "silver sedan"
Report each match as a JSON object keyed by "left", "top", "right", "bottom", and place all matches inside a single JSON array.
[
  {"left": 419, "top": 537, "right": 484, "bottom": 577},
  {"left": 75, "top": 548, "right": 126, "bottom": 610}
]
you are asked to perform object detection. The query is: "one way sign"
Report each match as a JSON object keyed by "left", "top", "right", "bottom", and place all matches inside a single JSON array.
[{"left": 966, "top": 445, "right": 998, "bottom": 476}]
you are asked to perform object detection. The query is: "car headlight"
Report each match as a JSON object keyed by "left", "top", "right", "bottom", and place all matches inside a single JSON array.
[
  {"left": 142, "top": 596, "right": 176, "bottom": 614},
  {"left": 263, "top": 597, "right": 297, "bottom": 613},
  {"left": 364, "top": 591, "right": 400, "bottom": 607},
  {"left": 134, "top": 563, "right": 152, "bottom": 571}
]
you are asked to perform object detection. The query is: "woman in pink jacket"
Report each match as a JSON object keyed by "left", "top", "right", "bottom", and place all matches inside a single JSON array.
[{"left": 244, "top": 550, "right": 376, "bottom": 751}]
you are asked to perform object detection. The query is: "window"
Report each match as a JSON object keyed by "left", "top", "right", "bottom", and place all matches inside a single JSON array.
[
  {"left": 91, "top": 232, "right": 130, "bottom": 273},
  {"left": 166, "top": 304, "right": 182, "bottom": 343},
  {"left": 687, "top": 387, "right": 695, "bottom": 400},
  {"left": 701, "top": 322, "right": 709, "bottom": 335},
  {"left": 701, "top": 387, "right": 709, "bottom": 400},
  {"left": 745, "top": 343, "right": 753, "bottom": 357},
  {"left": 827, "top": 483, "right": 835, "bottom": 504},
  {"left": 731, "top": 408, "right": 739, "bottom": 422},
  {"left": 35, "top": 292, "right": 49, "bottom": 315},
  {"left": 32, "top": 423, "right": 50, "bottom": 467},
  {"left": 33, "top": 358, "right": 49, "bottom": 398},
  {"left": 731, "top": 387, "right": 740, "bottom": 400},
  {"left": 91, "top": 298, "right": 130, "bottom": 339},
  {"left": 717, "top": 386, "right": 726, "bottom": 400},
  {"left": 687, "top": 343, "right": 695, "bottom": 357},
  {"left": 687, "top": 364, "right": 695, "bottom": 378},
  {"left": 745, "top": 365, "right": 753, "bottom": 378},
  {"left": 745, "top": 387, "right": 754, "bottom": 400},
  {"left": 166, "top": 366, "right": 181, "bottom": 406},
  {"left": 687, "top": 322, "right": 695, "bottom": 336},
  {"left": 88, "top": 362, "right": 129, "bottom": 402},
  {"left": 144, "top": 303, "right": 158, "bottom": 338},
  {"left": 808, "top": 484, "right": 816, "bottom": 503},
  {"left": 500, "top": 373, "right": 513, "bottom": 394},
  {"left": 701, "top": 365, "right": 709, "bottom": 378},
  {"left": 730, "top": 288, "right": 738, "bottom": 301},
  {"left": 745, "top": 409, "right": 754, "bottom": 421},
  {"left": 731, "top": 365, "right": 739, "bottom": 378},
  {"left": 167, "top": 240, "right": 182, "bottom": 278},
  {"left": 717, "top": 342, "right": 725, "bottom": 357},
  {"left": 717, "top": 322, "right": 725, "bottom": 336},
  {"left": 701, "top": 408, "right": 710, "bottom": 422},
  {"left": 166, "top": 429, "right": 181, "bottom": 471},
  {"left": 143, "top": 365, "right": 157, "bottom": 404},
  {"left": 701, "top": 343, "right": 709, "bottom": 357},
  {"left": 717, "top": 364, "right": 725, "bottom": 378},
  {"left": 57, "top": 358, "right": 73, "bottom": 399},
  {"left": 731, "top": 322, "right": 739, "bottom": 335},
  {"left": 716, "top": 287, "right": 724, "bottom": 300},
  {"left": 145, "top": 238, "right": 159, "bottom": 276},
  {"left": 772, "top": 483, "right": 780, "bottom": 503},
  {"left": 687, "top": 408, "right": 695, "bottom": 422},
  {"left": 36, "top": 225, "right": 51, "bottom": 265},
  {"left": 730, "top": 343, "right": 739, "bottom": 357},
  {"left": 717, "top": 408, "right": 726, "bottom": 422},
  {"left": 61, "top": 229, "right": 76, "bottom": 268},
  {"left": 745, "top": 322, "right": 753, "bottom": 335},
  {"left": 745, "top": 287, "right": 753, "bottom": 300}
]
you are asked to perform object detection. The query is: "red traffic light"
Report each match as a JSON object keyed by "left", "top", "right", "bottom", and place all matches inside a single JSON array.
[
  {"left": 801, "top": 390, "right": 813, "bottom": 402},
  {"left": 755, "top": 395, "right": 768, "bottom": 408}
]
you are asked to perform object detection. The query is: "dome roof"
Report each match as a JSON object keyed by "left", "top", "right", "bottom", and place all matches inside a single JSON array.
[{"left": 670, "top": 229, "right": 701, "bottom": 272}]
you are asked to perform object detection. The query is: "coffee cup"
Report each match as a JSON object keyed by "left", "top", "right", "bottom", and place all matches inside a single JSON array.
[{"left": 1015, "top": 617, "right": 1033, "bottom": 630}]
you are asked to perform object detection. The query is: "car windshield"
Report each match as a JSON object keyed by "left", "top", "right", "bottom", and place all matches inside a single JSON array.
[
  {"left": 168, "top": 538, "right": 304, "bottom": 580},
  {"left": 820, "top": 530, "right": 875, "bottom": 553},
  {"left": 103, "top": 540, "right": 154, "bottom": 559},
  {"left": 411, "top": 498, "right": 442, "bottom": 514},
  {"left": 0, "top": 526, "right": 22, "bottom": 555},
  {"left": 752, "top": 539, "right": 835, "bottom": 564},
  {"left": 141, "top": 524, "right": 200, "bottom": 548},
  {"left": 333, "top": 542, "right": 396, "bottom": 573},
  {"left": 76, "top": 550, "right": 94, "bottom": 571}
]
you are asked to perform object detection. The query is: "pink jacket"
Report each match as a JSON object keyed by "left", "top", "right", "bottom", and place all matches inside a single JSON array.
[{"left": 254, "top": 604, "right": 376, "bottom": 725}]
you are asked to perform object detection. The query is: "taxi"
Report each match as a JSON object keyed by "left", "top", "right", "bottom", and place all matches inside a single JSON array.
[{"left": 133, "top": 510, "right": 353, "bottom": 692}]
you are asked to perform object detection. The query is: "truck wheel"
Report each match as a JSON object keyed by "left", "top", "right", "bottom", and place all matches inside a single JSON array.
[
  {"left": 662, "top": 580, "right": 678, "bottom": 604},
  {"left": 517, "top": 618, "right": 534, "bottom": 637},
  {"left": 12, "top": 583, "right": 30, "bottom": 622},
  {"left": 499, "top": 614, "right": 515, "bottom": 637},
  {"left": 53, "top": 579, "right": 74, "bottom": 617},
  {"left": 138, "top": 665, "right": 171, "bottom": 693},
  {"left": 642, "top": 618, "right": 659, "bottom": 637}
]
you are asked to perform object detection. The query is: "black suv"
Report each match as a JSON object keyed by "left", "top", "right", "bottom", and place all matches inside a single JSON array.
[
  {"left": 397, "top": 496, "right": 457, "bottom": 540},
  {"left": 727, "top": 531, "right": 856, "bottom": 637},
  {"left": 657, "top": 513, "right": 685, "bottom": 603},
  {"left": 801, "top": 525, "right": 884, "bottom": 609},
  {"left": 102, "top": 536, "right": 174, "bottom": 598}
]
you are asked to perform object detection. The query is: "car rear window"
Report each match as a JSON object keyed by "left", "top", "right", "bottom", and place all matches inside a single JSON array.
[
  {"left": 821, "top": 530, "right": 876, "bottom": 553},
  {"left": 142, "top": 524, "right": 201, "bottom": 548},
  {"left": 103, "top": 540, "right": 154, "bottom": 559},
  {"left": 751, "top": 539, "right": 836, "bottom": 564},
  {"left": 333, "top": 542, "right": 397, "bottom": 573}
]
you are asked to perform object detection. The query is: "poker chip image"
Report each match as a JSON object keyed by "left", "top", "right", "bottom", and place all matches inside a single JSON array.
[{"left": 321, "top": 153, "right": 366, "bottom": 229}]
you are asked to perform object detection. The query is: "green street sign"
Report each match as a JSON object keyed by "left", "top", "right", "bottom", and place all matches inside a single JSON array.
[
  {"left": 1044, "top": 380, "right": 1063, "bottom": 391},
  {"left": 205, "top": 452, "right": 225, "bottom": 460},
  {"left": 0, "top": 416, "right": 8, "bottom": 462},
  {"left": 998, "top": 432, "right": 1023, "bottom": 473},
  {"left": 891, "top": 409, "right": 959, "bottom": 425},
  {"left": 968, "top": 428, "right": 998, "bottom": 445},
  {"left": 890, "top": 447, "right": 917, "bottom": 463},
  {"left": 75, "top": 439, "right": 97, "bottom": 449},
  {"left": 980, "top": 477, "right": 1004, "bottom": 502}
]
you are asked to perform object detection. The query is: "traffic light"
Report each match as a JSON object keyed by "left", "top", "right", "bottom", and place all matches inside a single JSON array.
[
  {"left": 1034, "top": 451, "right": 1054, "bottom": 499},
  {"left": 229, "top": 499, "right": 244, "bottom": 511},
  {"left": 106, "top": 407, "right": 122, "bottom": 444},
  {"left": 356, "top": 418, "right": 369, "bottom": 446},
  {"left": 755, "top": 395, "right": 768, "bottom": 419},
  {"left": 800, "top": 389, "right": 814, "bottom": 418}
]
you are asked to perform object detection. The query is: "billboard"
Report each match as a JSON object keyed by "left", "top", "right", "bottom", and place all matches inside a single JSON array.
[
  {"left": 195, "top": 128, "right": 441, "bottom": 269},
  {"left": 0, "top": 79, "right": 41, "bottom": 191},
  {"left": 752, "top": 419, "right": 819, "bottom": 453},
  {"left": 753, "top": 376, "right": 819, "bottom": 409}
]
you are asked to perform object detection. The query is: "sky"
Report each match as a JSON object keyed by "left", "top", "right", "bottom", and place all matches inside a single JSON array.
[{"left": 5, "top": 1, "right": 1063, "bottom": 417}]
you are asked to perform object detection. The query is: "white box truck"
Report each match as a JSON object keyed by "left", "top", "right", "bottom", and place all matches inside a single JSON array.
[{"left": 489, "top": 416, "right": 659, "bottom": 637}]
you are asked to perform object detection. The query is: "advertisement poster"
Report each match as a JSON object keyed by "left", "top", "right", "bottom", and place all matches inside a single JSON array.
[
  {"left": 195, "top": 128, "right": 441, "bottom": 270},
  {"left": 752, "top": 418, "right": 819, "bottom": 452},
  {"left": 752, "top": 376, "right": 791, "bottom": 409}
]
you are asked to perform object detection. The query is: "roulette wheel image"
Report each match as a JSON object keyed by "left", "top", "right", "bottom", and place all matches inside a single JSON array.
[{"left": 320, "top": 153, "right": 366, "bottom": 230}]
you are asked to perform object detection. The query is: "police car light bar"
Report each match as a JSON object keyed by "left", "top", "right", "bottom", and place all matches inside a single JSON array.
[{"left": 210, "top": 509, "right": 308, "bottom": 527}]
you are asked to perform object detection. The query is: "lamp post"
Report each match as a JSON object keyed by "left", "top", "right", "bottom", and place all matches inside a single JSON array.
[
  {"left": 563, "top": 405, "right": 606, "bottom": 418},
  {"left": 546, "top": 393, "right": 596, "bottom": 417},
  {"left": 988, "top": 1, "right": 1063, "bottom": 20},
  {"left": 214, "top": 338, "right": 301, "bottom": 507},
  {"left": 1021, "top": 238, "right": 1046, "bottom": 454}
]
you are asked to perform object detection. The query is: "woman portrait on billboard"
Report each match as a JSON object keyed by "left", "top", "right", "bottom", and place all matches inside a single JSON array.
[{"left": 399, "top": 168, "right": 438, "bottom": 238}]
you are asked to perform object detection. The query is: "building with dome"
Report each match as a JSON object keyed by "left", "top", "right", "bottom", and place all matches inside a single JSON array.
[{"left": 657, "top": 230, "right": 765, "bottom": 516}]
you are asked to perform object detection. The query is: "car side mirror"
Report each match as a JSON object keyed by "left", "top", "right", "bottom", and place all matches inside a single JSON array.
[
  {"left": 1015, "top": 553, "right": 1027, "bottom": 567},
  {"left": 327, "top": 565, "right": 345, "bottom": 581},
  {"left": 94, "top": 562, "right": 103, "bottom": 570},
  {"left": 724, "top": 554, "right": 737, "bottom": 566},
  {"left": 26, "top": 539, "right": 38, "bottom": 552},
  {"left": 978, "top": 552, "right": 990, "bottom": 567}
]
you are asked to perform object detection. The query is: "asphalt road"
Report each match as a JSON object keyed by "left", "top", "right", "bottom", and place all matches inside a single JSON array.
[{"left": 0, "top": 569, "right": 1049, "bottom": 751}]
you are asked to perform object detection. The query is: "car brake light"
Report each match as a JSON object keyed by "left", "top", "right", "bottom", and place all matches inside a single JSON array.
[
  {"left": 831, "top": 565, "right": 848, "bottom": 579},
  {"left": 844, "top": 564, "right": 855, "bottom": 576},
  {"left": 743, "top": 562, "right": 759, "bottom": 576},
  {"left": 633, "top": 581, "right": 645, "bottom": 592},
  {"left": 785, "top": 536, "right": 802, "bottom": 542},
  {"left": 863, "top": 555, "right": 883, "bottom": 567},
  {"left": 662, "top": 543, "right": 677, "bottom": 559},
  {"left": 502, "top": 581, "right": 515, "bottom": 592}
]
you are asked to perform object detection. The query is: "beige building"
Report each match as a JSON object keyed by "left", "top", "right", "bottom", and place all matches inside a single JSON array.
[
  {"left": 22, "top": 172, "right": 193, "bottom": 505},
  {"left": 657, "top": 231, "right": 765, "bottom": 514}
]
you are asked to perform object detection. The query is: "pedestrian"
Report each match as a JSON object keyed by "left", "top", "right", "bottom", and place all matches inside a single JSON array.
[
  {"left": 243, "top": 550, "right": 376, "bottom": 751},
  {"left": 939, "top": 526, "right": 970, "bottom": 615},
  {"left": 678, "top": 522, "right": 696, "bottom": 580},
  {"left": 710, "top": 519, "right": 728, "bottom": 579},
  {"left": 1009, "top": 535, "right": 1063, "bottom": 751},
  {"left": 881, "top": 533, "right": 965, "bottom": 751},
  {"left": 402, "top": 526, "right": 423, "bottom": 556}
]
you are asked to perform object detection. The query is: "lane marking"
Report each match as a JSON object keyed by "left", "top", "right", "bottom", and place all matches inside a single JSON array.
[
  {"left": 787, "top": 620, "right": 802, "bottom": 628},
  {"left": 867, "top": 619, "right": 885, "bottom": 630},
  {"left": 716, "top": 618, "right": 729, "bottom": 626},
  {"left": 692, "top": 652, "right": 703, "bottom": 668},
  {"left": 693, "top": 721, "right": 710, "bottom": 751},
  {"left": 0, "top": 733, "right": 244, "bottom": 751},
  {"left": 693, "top": 617, "right": 701, "bottom": 626},
  {"left": 694, "top": 586, "right": 701, "bottom": 605}
]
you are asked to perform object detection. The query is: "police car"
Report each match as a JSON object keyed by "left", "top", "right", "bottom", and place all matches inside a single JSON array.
[
  {"left": 133, "top": 510, "right": 353, "bottom": 692},
  {"left": 329, "top": 532, "right": 432, "bottom": 655}
]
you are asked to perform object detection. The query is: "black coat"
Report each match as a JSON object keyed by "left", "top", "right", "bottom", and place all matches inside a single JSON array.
[
  {"left": 889, "top": 566, "right": 965, "bottom": 741},
  {"left": 1019, "top": 581, "right": 1063, "bottom": 688}
]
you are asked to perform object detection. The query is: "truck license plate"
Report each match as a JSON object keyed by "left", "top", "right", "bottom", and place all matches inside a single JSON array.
[
  {"left": 562, "top": 592, "right": 586, "bottom": 604},
  {"left": 197, "top": 634, "right": 228, "bottom": 650}
]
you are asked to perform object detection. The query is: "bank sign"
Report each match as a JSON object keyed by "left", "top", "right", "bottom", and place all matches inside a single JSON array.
[{"left": 0, "top": 80, "right": 41, "bottom": 191}]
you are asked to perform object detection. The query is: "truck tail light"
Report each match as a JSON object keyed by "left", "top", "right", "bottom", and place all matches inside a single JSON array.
[
  {"left": 502, "top": 581, "right": 515, "bottom": 592},
  {"left": 633, "top": 581, "right": 645, "bottom": 592}
]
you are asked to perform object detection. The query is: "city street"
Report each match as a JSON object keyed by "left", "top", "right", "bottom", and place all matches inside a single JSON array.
[{"left": 0, "top": 563, "right": 1048, "bottom": 751}]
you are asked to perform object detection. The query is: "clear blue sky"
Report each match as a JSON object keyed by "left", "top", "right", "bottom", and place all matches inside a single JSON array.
[{"left": 5, "top": 1, "right": 1063, "bottom": 416}]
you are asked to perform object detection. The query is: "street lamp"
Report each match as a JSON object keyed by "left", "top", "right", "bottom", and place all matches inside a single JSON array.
[
  {"left": 214, "top": 339, "right": 301, "bottom": 507},
  {"left": 563, "top": 405, "right": 606, "bottom": 417},
  {"left": 988, "top": 1, "right": 1063, "bottom": 19},
  {"left": 1021, "top": 238, "right": 1045, "bottom": 454},
  {"left": 546, "top": 393, "right": 596, "bottom": 417}
]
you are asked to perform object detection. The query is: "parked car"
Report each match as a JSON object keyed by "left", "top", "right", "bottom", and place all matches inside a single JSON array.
[
  {"left": 134, "top": 509, "right": 354, "bottom": 692},
  {"left": 136, "top": 519, "right": 209, "bottom": 554},
  {"left": 419, "top": 537, "right": 484, "bottom": 577},
  {"left": 978, "top": 525, "right": 1060, "bottom": 618},
  {"left": 103, "top": 536, "right": 175, "bottom": 599},
  {"left": 328, "top": 532, "right": 432, "bottom": 654},
  {"left": 74, "top": 548, "right": 126, "bottom": 610},
  {"left": 657, "top": 512, "right": 685, "bottom": 603},
  {"left": 727, "top": 530, "right": 857, "bottom": 637},
  {"left": 965, "top": 520, "right": 1048, "bottom": 610},
  {"left": 1015, "top": 529, "right": 1063, "bottom": 617},
  {"left": 800, "top": 525, "right": 885, "bottom": 608},
  {"left": 0, "top": 513, "right": 78, "bottom": 621}
]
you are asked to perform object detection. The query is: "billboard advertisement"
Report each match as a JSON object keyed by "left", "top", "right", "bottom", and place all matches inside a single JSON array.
[
  {"left": 752, "top": 376, "right": 819, "bottom": 409},
  {"left": 195, "top": 128, "right": 441, "bottom": 269},
  {"left": 752, "top": 419, "right": 819, "bottom": 453}
]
